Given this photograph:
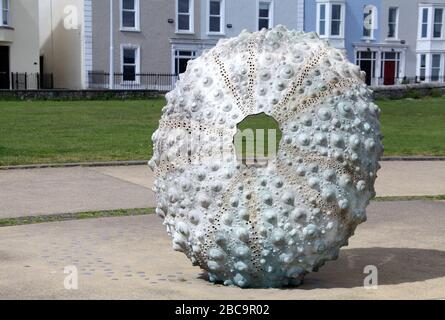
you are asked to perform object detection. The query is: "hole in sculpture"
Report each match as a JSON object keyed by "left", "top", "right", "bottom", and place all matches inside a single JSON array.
[{"left": 234, "top": 113, "right": 282, "bottom": 167}]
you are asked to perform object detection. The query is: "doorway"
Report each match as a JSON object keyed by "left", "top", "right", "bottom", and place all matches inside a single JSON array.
[
  {"left": 356, "top": 51, "right": 376, "bottom": 85},
  {"left": 0, "top": 46, "right": 10, "bottom": 89},
  {"left": 381, "top": 52, "right": 400, "bottom": 85}
]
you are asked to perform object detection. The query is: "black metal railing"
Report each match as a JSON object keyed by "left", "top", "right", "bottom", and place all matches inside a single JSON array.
[
  {"left": 88, "top": 72, "right": 179, "bottom": 91},
  {"left": 373, "top": 76, "right": 445, "bottom": 86},
  {"left": 7, "top": 72, "right": 54, "bottom": 90}
]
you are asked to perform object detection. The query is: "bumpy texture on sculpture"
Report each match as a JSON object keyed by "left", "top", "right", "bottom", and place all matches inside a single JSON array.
[{"left": 149, "top": 26, "right": 383, "bottom": 288}]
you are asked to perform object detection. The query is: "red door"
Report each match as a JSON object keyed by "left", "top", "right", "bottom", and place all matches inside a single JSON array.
[{"left": 384, "top": 61, "right": 396, "bottom": 85}]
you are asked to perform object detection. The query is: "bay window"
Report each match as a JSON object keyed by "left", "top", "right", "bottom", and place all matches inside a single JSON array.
[
  {"left": 331, "top": 4, "right": 342, "bottom": 36},
  {"left": 419, "top": 54, "right": 426, "bottom": 81},
  {"left": 319, "top": 4, "right": 326, "bottom": 36},
  {"left": 431, "top": 54, "right": 441, "bottom": 81},
  {"left": 433, "top": 8, "right": 443, "bottom": 38},
  {"left": 421, "top": 8, "right": 429, "bottom": 38}
]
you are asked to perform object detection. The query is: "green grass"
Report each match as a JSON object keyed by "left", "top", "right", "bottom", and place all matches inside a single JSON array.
[
  {"left": 0, "top": 99, "right": 164, "bottom": 166},
  {"left": 378, "top": 97, "right": 445, "bottom": 156},
  {"left": 0, "top": 96, "right": 444, "bottom": 166},
  {"left": 2, "top": 195, "right": 444, "bottom": 227},
  {"left": 235, "top": 113, "right": 281, "bottom": 158},
  {"left": 0, "top": 208, "right": 155, "bottom": 227},
  {"left": 373, "top": 195, "right": 445, "bottom": 202}
]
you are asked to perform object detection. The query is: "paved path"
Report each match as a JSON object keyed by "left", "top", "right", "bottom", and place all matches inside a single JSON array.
[
  {"left": 1, "top": 161, "right": 445, "bottom": 218},
  {"left": 0, "top": 200, "right": 444, "bottom": 299}
]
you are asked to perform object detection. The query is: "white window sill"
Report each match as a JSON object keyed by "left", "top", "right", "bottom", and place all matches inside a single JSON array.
[
  {"left": 176, "top": 30, "right": 195, "bottom": 35},
  {"left": 207, "top": 31, "right": 226, "bottom": 36},
  {"left": 418, "top": 37, "right": 445, "bottom": 41},
  {"left": 120, "top": 28, "right": 141, "bottom": 32},
  {"left": 385, "top": 38, "right": 400, "bottom": 42},
  {"left": 322, "top": 35, "right": 345, "bottom": 40},
  {"left": 361, "top": 37, "right": 375, "bottom": 41}
]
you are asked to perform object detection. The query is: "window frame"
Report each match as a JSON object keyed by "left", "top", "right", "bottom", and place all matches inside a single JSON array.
[
  {"left": 431, "top": 53, "right": 442, "bottom": 81},
  {"left": 318, "top": 4, "right": 326, "bottom": 36},
  {"left": 1, "top": 0, "right": 10, "bottom": 27},
  {"left": 387, "top": 7, "right": 399, "bottom": 40},
  {"left": 176, "top": 0, "right": 195, "bottom": 34},
  {"left": 433, "top": 7, "right": 444, "bottom": 38},
  {"left": 362, "top": 5, "right": 377, "bottom": 40},
  {"left": 120, "top": 0, "right": 140, "bottom": 32},
  {"left": 174, "top": 50, "right": 196, "bottom": 75},
  {"left": 207, "top": 0, "right": 225, "bottom": 35},
  {"left": 418, "top": 54, "right": 427, "bottom": 81},
  {"left": 420, "top": 7, "right": 429, "bottom": 39},
  {"left": 316, "top": 1, "right": 345, "bottom": 39},
  {"left": 120, "top": 44, "right": 140, "bottom": 84},
  {"left": 257, "top": 0, "right": 274, "bottom": 31},
  {"left": 355, "top": 50, "right": 377, "bottom": 85}
]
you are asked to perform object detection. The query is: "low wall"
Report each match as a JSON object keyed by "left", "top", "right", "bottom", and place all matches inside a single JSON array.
[
  {"left": 371, "top": 83, "right": 445, "bottom": 100},
  {"left": 0, "top": 89, "right": 163, "bottom": 100},
  {"left": 1, "top": 83, "right": 445, "bottom": 101}
]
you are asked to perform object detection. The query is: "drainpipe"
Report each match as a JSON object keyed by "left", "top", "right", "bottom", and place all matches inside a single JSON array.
[{"left": 109, "top": 0, "right": 114, "bottom": 89}]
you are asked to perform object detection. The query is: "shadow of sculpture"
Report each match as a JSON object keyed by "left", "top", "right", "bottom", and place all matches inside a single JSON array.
[
  {"left": 300, "top": 247, "right": 445, "bottom": 289},
  {"left": 197, "top": 247, "right": 445, "bottom": 289}
]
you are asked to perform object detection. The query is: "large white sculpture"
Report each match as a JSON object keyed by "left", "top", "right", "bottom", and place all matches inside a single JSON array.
[{"left": 149, "top": 26, "right": 383, "bottom": 288}]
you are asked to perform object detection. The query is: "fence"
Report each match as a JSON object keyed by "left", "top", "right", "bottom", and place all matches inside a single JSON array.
[
  {"left": 6, "top": 73, "right": 54, "bottom": 90},
  {"left": 373, "top": 76, "right": 445, "bottom": 86},
  {"left": 88, "top": 72, "right": 179, "bottom": 91}
]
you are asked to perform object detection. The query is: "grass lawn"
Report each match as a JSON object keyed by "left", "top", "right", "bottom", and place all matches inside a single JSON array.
[
  {"left": 0, "top": 99, "right": 164, "bottom": 166},
  {"left": 0, "top": 96, "right": 444, "bottom": 166},
  {"left": 379, "top": 97, "right": 445, "bottom": 156}
]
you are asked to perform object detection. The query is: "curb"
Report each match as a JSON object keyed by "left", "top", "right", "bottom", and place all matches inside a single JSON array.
[
  {"left": 0, "top": 160, "right": 149, "bottom": 171},
  {"left": 1, "top": 156, "right": 445, "bottom": 170},
  {"left": 381, "top": 156, "right": 445, "bottom": 161}
]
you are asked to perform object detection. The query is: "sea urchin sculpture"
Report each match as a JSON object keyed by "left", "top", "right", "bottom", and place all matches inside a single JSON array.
[{"left": 149, "top": 26, "right": 383, "bottom": 288}]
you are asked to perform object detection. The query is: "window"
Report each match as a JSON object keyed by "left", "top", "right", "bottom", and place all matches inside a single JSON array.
[
  {"left": 122, "top": 46, "right": 139, "bottom": 82},
  {"left": 432, "top": 54, "right": 441, "bottom": 81},
  {"left": 331, "top": 4, "right": 342, "bottom": 36},
  {"left": 433, "top": 8, "right": 443, "bottom": 38},
  {"left": 319, "top": 4, "right": 326, "bottom": 36},
  {"left": 419, "top": 54, "right": 426, "bottom": 81},
  {"left": 1, "top": 0, "right": 9, "bottom": 26},
  {"left": 208, "top": 0, "right": 224, "bottom": 33},
  {"left": 121, "top": 0, "right": 139, "bottom": 30},
  {"left": 388, "top": 7, "right": 398, "bottom": 39},
  {"left": 258, "top": 1, "right": 272, "bottom": 30},
  {"left": 174, "top": 50, "right": 196, "bottom": 75},
  {"left": 421, "top": 8, "right": 429, "bottom": 38},
  {"left": 363, "top": 5, "right": 376, "bottom": 39},
  {"left": 177, "top": 0, "right": 194, "bottom": 32},
  {"left": 316, "top": 2, "right": 344, "bottom": 38}
]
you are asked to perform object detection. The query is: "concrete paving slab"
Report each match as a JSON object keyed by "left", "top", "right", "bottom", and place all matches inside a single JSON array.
[
  {"left": 0, "top": 166, "right": 154, "bottom": 218},
  {"left": 0, "top": 200, "right": 444, "bottom": 299},
  {"left": 1, "top": 161, "right": 444, "bottom": 219},
  {"left": 375, "top": 161, "right": 445, "bottom": 197}
]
